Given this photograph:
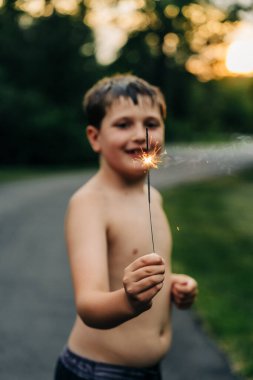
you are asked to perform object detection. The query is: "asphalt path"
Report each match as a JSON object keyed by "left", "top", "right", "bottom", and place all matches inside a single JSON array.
[{"left": 1, "top": 141, "right": 252, "bottom": 380}]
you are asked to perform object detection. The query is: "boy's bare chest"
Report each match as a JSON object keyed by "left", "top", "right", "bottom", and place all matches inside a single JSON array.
[{"left": 106, "top": 196, "right": 171, "bottom": 270}]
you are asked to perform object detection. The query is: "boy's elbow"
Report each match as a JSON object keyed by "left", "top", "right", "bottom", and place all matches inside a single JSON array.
[
  {"left": 77, "top": 311, "right": 103, "bottom": 329},
  {"left": 77, "top": 310, "right": 120, "bottom": 330},
  {"left": 76, "top": 298, "right": 100, "bottom": 328},
  {"left": 76, "top": 298, "right": 118, "bottom": 330}
]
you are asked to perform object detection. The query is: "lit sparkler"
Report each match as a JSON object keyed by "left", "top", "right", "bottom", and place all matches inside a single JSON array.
[
  {"left": 139, "top": 143, "right": 162, "bottom": 169},
  {"left": 143, "top": 128, "right": 159, "bottom": 252},
  {"left": 134, "top": 129, "right": 163, "bottom": 251}
]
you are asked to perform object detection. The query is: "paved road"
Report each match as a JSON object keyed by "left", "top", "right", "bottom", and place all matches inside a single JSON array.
[{"left": 0, "top": 141, "right": 252, "bottom": 380}]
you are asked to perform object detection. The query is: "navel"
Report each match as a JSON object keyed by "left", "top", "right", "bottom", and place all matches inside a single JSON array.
[{"left": 159, "top": 327, "right": 165, "bottom": 337}]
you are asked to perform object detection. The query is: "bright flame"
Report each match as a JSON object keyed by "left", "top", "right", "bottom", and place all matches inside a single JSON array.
[
  {"left": 139, "top": 145, "right": 162, "bottom": 169},
  {"left": 226, "top": 23, "right": 253, "bottom": 75}
]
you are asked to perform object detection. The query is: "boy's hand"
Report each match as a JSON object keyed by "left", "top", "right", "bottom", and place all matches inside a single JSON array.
[
  {"left": 171, "top": 274, "right": 198, "bottom": 309},
  {"left": 123, "top": 253, "right": 165, "bottom": 313}
]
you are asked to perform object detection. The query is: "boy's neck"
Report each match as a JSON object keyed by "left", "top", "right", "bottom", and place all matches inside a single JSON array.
[{"left": 98, "top": 162, "right": 147, "bottom": 192}]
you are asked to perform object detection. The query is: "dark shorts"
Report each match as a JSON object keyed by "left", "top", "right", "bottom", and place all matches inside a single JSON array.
[{"left": 54, "top": 347, "right": 162, "bottom": 380}]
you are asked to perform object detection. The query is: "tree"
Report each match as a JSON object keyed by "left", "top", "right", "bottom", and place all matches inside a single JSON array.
[
  {"left": 1, "top": 0, "right": 252, "bottom": 165},
  {"left": 110, "top": 0, "right": 253, "bottom": 140},
  {"left": 0, "top": 0, "right": 99, "bottom": 165}
]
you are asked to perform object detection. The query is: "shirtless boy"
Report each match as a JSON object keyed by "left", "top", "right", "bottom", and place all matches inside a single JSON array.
[{"left": 54, "top": 74, "right": 198, "bottom": 380}]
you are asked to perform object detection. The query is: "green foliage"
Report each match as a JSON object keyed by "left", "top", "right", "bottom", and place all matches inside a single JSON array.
[
  {"left": 0, "top": 166, "right": 85, "bottom": 183},
  {"left": 110, "top": 1, "right": 253, "bottom": 143},
  {"left": 162, "top": 169, "right": 253, "bottom": 379},
  {"left": 0, "top": 2, "right": 97, "bottom": 166},
  {"left": 0, "top": 0, "right": 252, "bottom": 166}
]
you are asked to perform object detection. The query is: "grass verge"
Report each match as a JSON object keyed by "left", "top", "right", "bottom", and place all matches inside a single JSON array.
[
  {"left": 162, "top": 168, "right": 253, "bottom": 380},
  {"left": 0, "top": 166, "right": 86, "bottom": 184}
]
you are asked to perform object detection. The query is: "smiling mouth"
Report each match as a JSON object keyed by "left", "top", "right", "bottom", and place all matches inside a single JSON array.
[{"left": 125, "top": 148, "right": 147, "bottom": 155}]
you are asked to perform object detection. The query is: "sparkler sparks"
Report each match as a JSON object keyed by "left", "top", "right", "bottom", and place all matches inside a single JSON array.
[
  {"left": 139, "top": 144, "right": 162, "bottom": 170},
  {"left": 145, "top": 128, "right": 156, "bottom": 252}
]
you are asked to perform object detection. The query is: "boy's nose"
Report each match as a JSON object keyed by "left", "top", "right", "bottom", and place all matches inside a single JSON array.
[{"left": 132, "top": 125, "right": 146, "bottom": 143}]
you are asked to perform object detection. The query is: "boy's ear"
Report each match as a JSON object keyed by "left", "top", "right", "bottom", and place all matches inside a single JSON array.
[{"left": 86, "top": 125, "right": 101, "bottom": 153}]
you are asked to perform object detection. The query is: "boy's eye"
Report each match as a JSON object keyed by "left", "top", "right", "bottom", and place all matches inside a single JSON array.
[
  {"left": 145, "top": 121, "right": 160, "bottom": 128},
  {"left": 114, "top": 120, "right": 131, "bottom": 129}
]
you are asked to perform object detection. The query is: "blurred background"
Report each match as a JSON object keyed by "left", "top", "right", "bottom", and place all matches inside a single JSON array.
[
  {"left": 0, "top": 1, "right": 253, "bottom": 379},
  {"left": 1, "top": 0, "right": 253, "bottom": 167}
]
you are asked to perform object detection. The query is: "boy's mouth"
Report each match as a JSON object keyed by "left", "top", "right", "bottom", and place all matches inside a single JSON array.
[{"left": 125, "top": 148, "right": 147, "bottom": 155}]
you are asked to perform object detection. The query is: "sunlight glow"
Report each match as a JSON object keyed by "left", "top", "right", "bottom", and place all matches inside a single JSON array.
[
  {"left": 16, "top": 0, "right": 45, "bottom": 17},
  {"left": 52, "top": 0, "right": 80, "bottom": 15},
  {"left": 183, "top": 3, "right": 234, "bottom": 81},
  {"left": 163, "top": 33, "right": 179, "bottom": 56},
  {"left": 15, "top": 0, "right": 80, "bottom": 17},
  {"left": 84, "top": 0, "right": 148, "bottom": 65},
  {"left": 226, "top": 23, "right": 253, "bottom": 75},
  {"left": 164, "top": 5, "right": 180, "bottom": 19},
  {"left": 13, "top": 0, "right": 253, "bottom": 80}
]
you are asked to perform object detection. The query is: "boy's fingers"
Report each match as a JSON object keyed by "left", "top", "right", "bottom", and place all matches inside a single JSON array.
[
  {"left": 174, "top": 293, "right": 196, "bottom": 303},
  {"left": 130, "top": 265, "right": 165, "bottom": 282},
  {"left": 135, "top": 283, "right": 163, "bottom": 303},
  {"left": 172, "top": 284, "right": 198, "bottom": 300},
  {"left": 173, "top": 291, "right": 195, "bottom": 302},
  {"left": 127, "top": 253, "right": 164, "bottom": 272},
  {"left": 172, "top": 277, "right": 198, "bottom": 309},
  {"left": 173, "top": 292, "right": 198, "bottom": 308},
  {"left": 126, "top": 274, "right": 164, "bottom": 296},
  {"left": 173, "top": 288, "right": 197, "bottom": 300},
  {"left": 173, "top": 279, "right": 197, "bottom": 293}
]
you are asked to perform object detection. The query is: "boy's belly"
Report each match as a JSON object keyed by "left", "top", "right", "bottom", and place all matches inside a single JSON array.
[{"left": 67, "top": 307, "right": 172, "bottom": 368}]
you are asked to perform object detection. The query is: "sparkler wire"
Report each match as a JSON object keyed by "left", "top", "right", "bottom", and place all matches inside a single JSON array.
[{"left": 146, "top": 128, "right": 155, "bottom": 252}]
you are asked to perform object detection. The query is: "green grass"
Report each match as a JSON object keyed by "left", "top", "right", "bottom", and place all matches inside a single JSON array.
[
  {"left": 0, "top": 167, "right": 50, "bottom": 183},
  {"left": 162, "top": 168, "right": 253, "bottom": 380},
  {"left": 0, "top": 166, "right": 86, "bottom": 184}
]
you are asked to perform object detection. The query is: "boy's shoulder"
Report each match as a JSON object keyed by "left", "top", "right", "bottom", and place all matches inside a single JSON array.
[
  {"left": 150, "top": 185, "right": 163, "bottom": 204},
  {"left": 68, "top": 176, "right": 105, "bottom": 214}
]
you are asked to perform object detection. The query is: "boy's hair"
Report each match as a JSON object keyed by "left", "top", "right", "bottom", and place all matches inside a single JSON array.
[{"left": 83, "top": 74, "right": 166, "bottom": 129}]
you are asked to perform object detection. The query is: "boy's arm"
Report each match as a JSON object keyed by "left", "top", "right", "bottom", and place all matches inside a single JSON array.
[
  {"left": 171, "top": 273, "right": 198, "bottom": 309},
  {"left": 66, "top": 192, "right": 165, "bottom": 329}
]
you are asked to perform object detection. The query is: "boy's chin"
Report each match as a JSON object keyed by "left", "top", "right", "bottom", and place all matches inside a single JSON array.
[{"left": 123, "top": 167, "right": 147, "bottom": 181}]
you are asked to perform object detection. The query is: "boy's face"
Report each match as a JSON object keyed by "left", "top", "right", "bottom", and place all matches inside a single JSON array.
[{"left": 87, "top": 95, "right": 165, "bottom": 180}]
